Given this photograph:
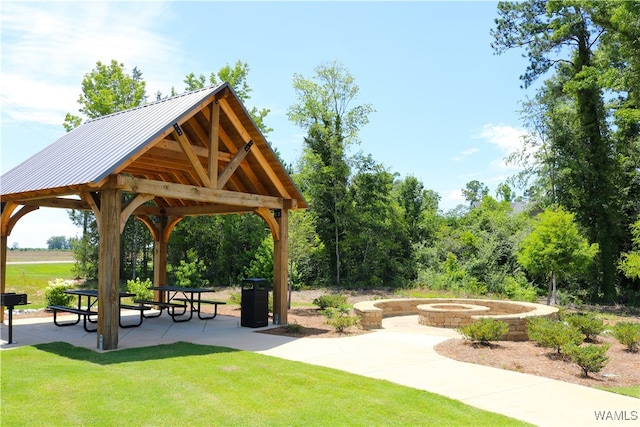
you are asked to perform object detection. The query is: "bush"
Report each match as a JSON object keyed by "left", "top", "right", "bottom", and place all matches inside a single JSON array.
[
  {"left": 562, "top": 343, "right": 610, "bottom": 377},
  {"left": 283, "top": 322, "right": 304, "bottom": 334},
  {"left": 565, "top": 313, "right": 605, "bottom": 342},
  {"left": 228, "top": 292, "right": 241, "bottom": 305},
  {"left": 458, "top": 318, "right": 509, "bottom": 346},
  {"left": 322, "top": 306, "right": 360, "bottom": 333},
  {"left": 503, "top": 276, "right": 538, "bottom": 302},
  {"left": 313, "top": 294, "right": 348, "bottom": 310},
  {"left": 44, "top": 279, "right": 75, "bottom": 307},
  {"left": 126, "top": 277, "right": 153, "bottom": 300},
  {"left": 612, "top": 322, "right": 640, "bottom": 352},
  {"left": 527, "top": 317, "right": 584, "bottom": 353}
]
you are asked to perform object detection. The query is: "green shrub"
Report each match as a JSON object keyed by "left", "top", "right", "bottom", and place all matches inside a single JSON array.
[
  {"left": 283, "top": 322, "right": 304, "bottom": 334},
  {"left": 612, "top": 322, "right": 640, "bottom": 352},
  {"left": 322, "top": 306, "right": 360, "bottom": 333},
  {"left": 565, "top": 313, "right": 605, "bottom": 342},
  {"left": 527, "top": 317, "right": 584, "bottom": 353},
  {"left": 313, "top": 294, "right": 348, "bottom": 310},
  {"left": 503, "top": 276, "right": 538, "bottom": 302},
  {"left": 228, "top": 292, "right": 241, "bottom": 305},
  {"left": 562, "top": 343, "right": 610, "bottom": 377},
  {"left": 458, "top": 318, "right": 509, "bottom": 346},
  {"left": 44, "top": 279, "right": 75, "bottom": 307},
  {"left": 126, "top": 277, "right": 153, "bottom": 300}
]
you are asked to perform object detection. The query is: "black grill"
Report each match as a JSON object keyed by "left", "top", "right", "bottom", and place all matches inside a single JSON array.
[{"left": 1, "top": 292, "right": 28, "bottom": 344}]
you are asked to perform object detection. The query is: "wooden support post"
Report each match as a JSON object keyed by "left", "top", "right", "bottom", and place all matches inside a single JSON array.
[
  {"left": 273, "top": 209, "right": 288, "bottom": 325},
  {"left": 153, "top": 235, "right": 168, "bottom": 302},
  {"left": 0, "top": 234, "right": 6, "bottom": 323},
  {"left": 97, "top": 188, "right": 121, "bottom": 350}
]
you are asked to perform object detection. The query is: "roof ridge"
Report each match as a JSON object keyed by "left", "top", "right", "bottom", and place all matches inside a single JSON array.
[{"left": 85, "top": 83, "right": 225, "bottom": 123}]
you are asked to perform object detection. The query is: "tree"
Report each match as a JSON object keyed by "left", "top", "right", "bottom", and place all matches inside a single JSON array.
[
  {"left": 288, "top": 61, "right": 374, "bottom": 286},
  {"left": 182, "top": 60, "right": 272, "bottom": 136},
  {"left": 619, "top": 218, "right": 640, "bottom": 281},
  {"left": 462, "top": 180, "right": 489, "bottom": 206},
  {"left": 492, "top": 1, "right": 626, "bottom": 302},
  {"left": 46, "top": 236, "right": 71, "bottom": 250},
  {"left": 63, "top": 60, "right": 146, "bottom": 131},
  {"left": 517, "top": 207, "right": 598, "bottom": 305},
  {"left": 63, "top": 60, "right": 148, "bottom": 279}
]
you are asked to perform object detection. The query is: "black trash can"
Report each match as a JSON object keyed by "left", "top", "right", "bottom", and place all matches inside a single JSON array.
[{"left": 241, "top": 278, "right": 269, "bottom": 328}]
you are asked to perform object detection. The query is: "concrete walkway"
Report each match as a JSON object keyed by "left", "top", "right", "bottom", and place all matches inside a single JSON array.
[{"left": 2, "top": 313, "right": 638, "bottom": 426}]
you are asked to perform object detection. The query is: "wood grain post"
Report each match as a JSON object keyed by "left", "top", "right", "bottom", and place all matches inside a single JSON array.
[
  {"left": 97, "top": 188, "right": 121, "bottom": 350},
  {"left": 273, "top": 208, "right": 289, "bottom": 325}
]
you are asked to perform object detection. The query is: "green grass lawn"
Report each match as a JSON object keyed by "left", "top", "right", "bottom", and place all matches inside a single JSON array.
[
  {"left": 597, "top": 385, "right": 640, "bottom": 399},
  {"left": 4, "top": 263, "right": 76, "bottom": 309},
  {"left": 0, "top": 342, "right": 531, "bottom": 426}
]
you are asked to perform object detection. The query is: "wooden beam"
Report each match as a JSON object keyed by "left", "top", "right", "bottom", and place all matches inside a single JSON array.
[
  {"left": 120, "top": 194, "right": 154, "bottom": 233},
  {"left": 81, "top": 192, "right": 101, "bottom": 230},
  {"left": 217, "top": 126, "right": 268, "bottom": 195},
  {"left": 209, "top": 100, "right": 220, "bottom": 188},
  {"left": 273, "top": 208, "right": 289, "bottom": 325},
  {"left": 217, "top": 140, "right": 253, "bottom": 189},
  {"left": 218, "top": 98, "right": 291, "bottom": 199},
  {"left": 5, "top": 205, "right": 39, "bottom": 236},
  {"left": 155, "top": 138, "right": 232, "bottom": 162},
  {"left": 97, "top": 188, "right": 121, "bottom": 350},
  {"left": 254, "top": 207, "right": 280, "bottom": 241},
  {"left": 117, "top": 175, "right": 285, "bottom": 210},
  {"left": 173, "top": 126, "right": 212, "bottom": 188}
]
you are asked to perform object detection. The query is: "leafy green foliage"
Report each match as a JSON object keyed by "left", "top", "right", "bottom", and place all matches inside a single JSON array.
[
  {"left": 170, "top": 249, "right": 209, "bottom": 288},
  {"left": 458, "top": 318, "right": 509, "bottom": 346},
  {"left": 44, "top": 279, "right": 75, "bottom": 307},
  {"left": 503, "top": 275, "right": 538, "bottom": 302},
  {"left": 619, "top": 219, "right": 640, "bottom": 280},
  {"left": 492, "top": 1, "right": 639, "bottom": 303},
  {"left": 612, "top": 322, "right": 640, "bottom": 353},
  {"left": 564, "top": 313, "right": 605, "bottom": 342},
  {"left": 313, "top": 294, "right": 348, "bottom": 310},
  {"left": 322, "top": 306, "right": 361, "bottom": 333},
  {"left": 243, "top": 237, "right": 273, "bottom": 286},
  {"left": 126, "top": 277, "right": 153, "bottom": 300},
  {"left": 562, "top": 344, "right": 610, "bottom": 378},
  {"left": 527, "top": 317, "right": 584, "bottom": 353},
  {"left": 517, "top": 207, "right": 598, "bottom": 305}
]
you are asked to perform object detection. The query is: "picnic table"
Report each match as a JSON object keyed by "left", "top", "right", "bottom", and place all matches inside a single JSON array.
[
  {"left": 138, "top": 286, "right": 226, "bottom": 322},
  {"left": 48, "top": 289, "right": 145, "bottom": 332}
]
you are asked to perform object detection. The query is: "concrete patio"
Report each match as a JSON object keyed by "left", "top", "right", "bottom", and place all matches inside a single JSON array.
[{"left": 2, "top": 312, "right": 638, "bottom": 426}]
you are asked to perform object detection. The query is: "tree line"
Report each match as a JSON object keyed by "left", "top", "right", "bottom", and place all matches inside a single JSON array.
[{"left": 62, "top": 1, "right": 639, "bottom": 306}]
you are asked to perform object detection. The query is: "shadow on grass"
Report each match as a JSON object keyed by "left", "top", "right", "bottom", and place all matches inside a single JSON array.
[{"left": 34, "top": 341, "right": 238, "bottom": 365}]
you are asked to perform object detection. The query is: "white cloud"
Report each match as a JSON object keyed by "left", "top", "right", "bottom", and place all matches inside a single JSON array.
[
  {"left": 450, "top": 147, "right": 479, "bottom": 162},
  {"left": 477, "top": 123, "right": 526, "bottom": 153},
  {"left": 1, "top": 1, "right": 184, "bottom": 125}
]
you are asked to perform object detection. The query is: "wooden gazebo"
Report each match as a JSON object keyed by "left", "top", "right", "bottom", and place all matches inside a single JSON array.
[{"left": 0, "top": 83, "right": 307, "bottom": 349}]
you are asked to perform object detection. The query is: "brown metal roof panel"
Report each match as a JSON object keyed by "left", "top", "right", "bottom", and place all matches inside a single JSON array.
[{"left": 1, "top": 84, "right": 225, "bottom": 196}]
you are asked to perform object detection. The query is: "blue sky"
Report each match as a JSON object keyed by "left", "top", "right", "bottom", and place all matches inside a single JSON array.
[{"left": 1, "top": 1, "right": 535, "bottom": 248}]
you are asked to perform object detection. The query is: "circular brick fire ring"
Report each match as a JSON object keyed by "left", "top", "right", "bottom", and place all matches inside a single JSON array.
[{"left": 417, "top": 303, "right": 490, "bottom": 328}]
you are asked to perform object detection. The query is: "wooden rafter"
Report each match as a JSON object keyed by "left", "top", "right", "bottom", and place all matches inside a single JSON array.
[
  {"left": 116, "top": 175, "right": 284, "bottom": 209},
  {"left": 217, "top": 98, "right": 291, "bottom": 199},
  {"left": 173, "top": 126, "right": 212, "bottom": 188},
  {"left": 217, "top": 140, "right": 253, "bottom": 189}
]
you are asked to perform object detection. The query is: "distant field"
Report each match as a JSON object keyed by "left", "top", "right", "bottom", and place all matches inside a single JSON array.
[
  {"left": 4, "top": 254, "right": 76, "bottom": 309},
  {"left": 6, "top": 250, "right": 74, "bottom": 263}
]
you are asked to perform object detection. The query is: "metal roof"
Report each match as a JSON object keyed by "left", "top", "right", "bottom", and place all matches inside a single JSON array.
[{"left": 1, "top": 84, "right": 225, "bottom": 195}]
